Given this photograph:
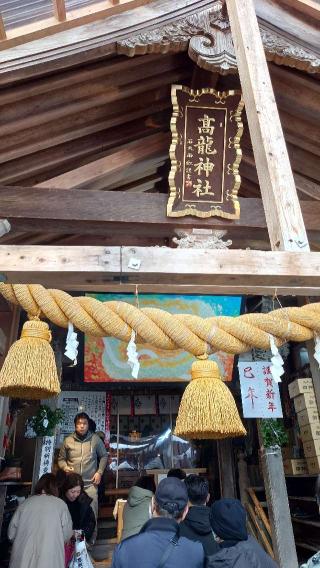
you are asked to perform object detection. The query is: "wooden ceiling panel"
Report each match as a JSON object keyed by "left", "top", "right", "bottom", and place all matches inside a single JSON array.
[
  {"left": 0, "top": 46, "right": 318, "bottom": 250},
  {"left": 0, "top": 51, "right": 192, "bottom": 177}
]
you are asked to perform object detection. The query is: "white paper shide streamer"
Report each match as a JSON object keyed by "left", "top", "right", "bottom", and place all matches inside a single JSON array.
[
  {"left": 127, "top": 330, "right": 140, "bottom": 379},
  {"left": 269, "top": 334, "right": 284, "bottom": 383},
  {"left": 314, "top": 334, "right": 320, "bottom": 367},
  {"left": 64, "top": 322, "right": 79, "bottom": 365}
]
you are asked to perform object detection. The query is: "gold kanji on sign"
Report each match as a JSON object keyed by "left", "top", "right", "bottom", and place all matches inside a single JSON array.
[{"left": 167, "top": 85, "right": 244, "bottom": 219}]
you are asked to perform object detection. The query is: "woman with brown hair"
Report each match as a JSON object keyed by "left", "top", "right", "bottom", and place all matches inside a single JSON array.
[
  {"left": 61, "top": 472, "right": 96, "bottom": 542},
  {"left": 8, "top": 473, "right": 73, "bottom": 568}
]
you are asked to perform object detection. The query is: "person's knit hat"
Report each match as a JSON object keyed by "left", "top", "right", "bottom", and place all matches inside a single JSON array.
[
  {"left": 155, "top": 477, "right": 188, "bottom": 514},
  {"left": 209, "top": 498, "right": 248, "bottom": 541}
]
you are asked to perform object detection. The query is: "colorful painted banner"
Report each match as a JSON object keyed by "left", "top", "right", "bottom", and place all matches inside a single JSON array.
[{"left": 85, "top": 294, "right": 242, "bottom": 382}]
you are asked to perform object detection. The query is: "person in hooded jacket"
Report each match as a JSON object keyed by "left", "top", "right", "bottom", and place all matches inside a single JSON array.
[
  {"left": 121, "top": 475, "right": 156, "bottom": 540},
  {"left": 206, "top": 498, "right": 278, "bottom": 568},
  {"left": 8, "top": 474, "right": 73, "bottom": 568},
  {"left": 112, "top": 477, "right": 204, "bottom": 568},
  {"left": 180, "top": 474, "right": 220, "bottom": 555},
  {"left": 58, "top": 412, "right": 108, "bottom": 543}
]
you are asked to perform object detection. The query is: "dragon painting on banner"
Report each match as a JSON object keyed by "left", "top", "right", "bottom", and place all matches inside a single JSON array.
[{"left": 84, "top": 294, "right": 242, "bottom": 383}]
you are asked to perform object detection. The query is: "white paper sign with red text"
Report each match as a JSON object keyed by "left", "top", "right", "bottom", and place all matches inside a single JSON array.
[{"left": 238, "top": 361, "right": 283, "bottom": 418}]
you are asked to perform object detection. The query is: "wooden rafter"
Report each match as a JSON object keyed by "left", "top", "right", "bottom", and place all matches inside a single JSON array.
[
  {"left": 53, "top": 0, "right": 67, "bottom": 22},
  {"left": 240, "top": 156, "right": 320, "bottom": 200},
  {"left": 0, "top": 0, "right": 151, "bottom": 51},
  {"left": 35, "top": 133, "right": 170, "bottom": 189},
  {"left": 0, "top": 14, "right": 6, "bottom": 41}
]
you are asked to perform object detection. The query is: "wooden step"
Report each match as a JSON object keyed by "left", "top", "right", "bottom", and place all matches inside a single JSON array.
[
  {"left": 295, "top": 541, "right": 319, "bottom": 553},
  {"left": 289, "top": 495, "right": 316, "bottom": 502},
  {"left": 291, "top": 517, "right": 320, "bottom": 527}
]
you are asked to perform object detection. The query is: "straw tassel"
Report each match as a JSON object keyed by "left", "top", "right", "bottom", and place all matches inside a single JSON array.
[
  {"left": 0, "top": 319, "right": 60, "bottom": 400},
  {"left": 175, "top": 359, "right": 246, "bottom": 440}
]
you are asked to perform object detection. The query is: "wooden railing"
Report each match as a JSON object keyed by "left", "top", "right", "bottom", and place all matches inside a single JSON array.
[
  {"left": 0, "top": 0, "right": 150, "bottom": 50},
  {"left": 246, "top": 487, "right": 275, "bottom": 559}
]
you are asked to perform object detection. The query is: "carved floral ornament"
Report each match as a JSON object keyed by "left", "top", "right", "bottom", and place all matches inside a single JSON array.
[{"left": 116, "top": 2, "right": 320, "bottom": 75}]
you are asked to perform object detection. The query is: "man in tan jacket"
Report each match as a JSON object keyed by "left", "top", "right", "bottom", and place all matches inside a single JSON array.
[{"left": 58, "top": 412, "right": 108, "bottom": 542}]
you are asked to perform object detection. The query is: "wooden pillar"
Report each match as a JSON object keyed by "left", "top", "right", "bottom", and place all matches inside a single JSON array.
[
  {"left": 217, "top": 439, "right": 237, "bottom": 499},
  {"left": 297, "top": 298, "right": 320, "bottom": 415},
  {"left": 0, "top": 306, "right": 20, "bottom": 460},
  {"left": 226, "top": 0, "right": 309, "bottom": 254},
  {"left": 31, "top": 330, "right": 63, "bottom": 487},
  {"left": 31, "top": 436, "right": 44, "bottom": 492},
  {"left": 53, "top": 0, "right": 66, "bottom": 22},
  {"left": 225, "top": 0, "right": 307, "bottom": 565},
  {"left": 237, "top": 450, "right": 250, "bottom": 505},
  {"left": 0, "top": 14, "right": 6, "bottom": 41}
]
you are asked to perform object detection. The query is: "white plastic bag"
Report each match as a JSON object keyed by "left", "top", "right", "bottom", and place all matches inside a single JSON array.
[{"left": 69, "top": 539, "right": 94, "bottom": 568}]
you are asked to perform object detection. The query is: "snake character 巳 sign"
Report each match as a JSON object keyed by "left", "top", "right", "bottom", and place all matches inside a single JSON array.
[{"left": 167, "top": 85, "right": 244, "bottom": 219}]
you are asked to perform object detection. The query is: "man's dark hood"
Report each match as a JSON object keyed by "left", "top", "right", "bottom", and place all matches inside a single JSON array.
[
  {"left": 206, "top": 536, "right": 278, "bottom": 568},
  {"left": 73, "top": 431, "right": 93, "bottom": 443},
  {"left": 183, "top": 505, "right": 212, "bottom": 535}
]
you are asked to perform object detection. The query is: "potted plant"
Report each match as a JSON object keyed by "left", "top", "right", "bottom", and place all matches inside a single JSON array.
[{"left": 27, "top": 405, "right": 64, "bottom": 437}]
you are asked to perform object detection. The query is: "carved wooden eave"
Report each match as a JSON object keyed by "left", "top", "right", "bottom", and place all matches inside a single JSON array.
[
  {"left": 0, "top": 0, "right": 319, "bottom": 85},
  {"left": 261, "top": 26, "right": 320, "bottom": 73},
  {"left": 117, "top": 3, "right": 320, "bottom": 75},
  {"left": 117, "top": 2, "right": 238, "bottom": 75}
]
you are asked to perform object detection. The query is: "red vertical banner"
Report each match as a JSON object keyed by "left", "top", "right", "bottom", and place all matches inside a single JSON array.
[{"left": 104, "top": 394, "right": 111, "bottom": 448}]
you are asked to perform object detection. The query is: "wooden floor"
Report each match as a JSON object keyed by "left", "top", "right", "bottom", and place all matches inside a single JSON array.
[{"left": 90, "top": 519, "right": 117, "bottom": 567}]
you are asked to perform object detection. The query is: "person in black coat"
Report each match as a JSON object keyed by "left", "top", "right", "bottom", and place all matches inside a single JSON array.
[
  {"left": 61, "top": 472, "right": 96, "bottom": 542},
  {"left": 206, "top": 498, "right": 278, "bottom": 568},
  {"left": 180, "top": 474, "right": 220, "bottom": 556},
  {"left": 112, "top": 477, "right": 204, "bottom": 568}
]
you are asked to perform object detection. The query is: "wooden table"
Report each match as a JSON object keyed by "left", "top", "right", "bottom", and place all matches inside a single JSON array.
[{"left": 105, "top": 488, "right": 129, "bottom": 497}]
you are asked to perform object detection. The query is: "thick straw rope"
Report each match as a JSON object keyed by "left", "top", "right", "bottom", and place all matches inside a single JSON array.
[{"left": 1, "top": 283, "right": 320, "bottom": 356}]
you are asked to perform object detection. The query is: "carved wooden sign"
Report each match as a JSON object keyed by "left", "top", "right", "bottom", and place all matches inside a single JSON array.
[{"left": 167, "top": 85, "right": 244, "bottom": 219}]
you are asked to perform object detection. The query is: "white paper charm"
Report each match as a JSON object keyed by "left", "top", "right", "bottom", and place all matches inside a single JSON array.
[
  {"left": 127, "top": 330, "right": 140, "bottom": 379},
  {"left": 314, "top": 334, "right": 320, "bottom": 366},
  {"left": 64, "top": 322, "right": 79, "bottom": 364},
  {"left": 269, "top": 334, "right": 284, "bottom": 383}
]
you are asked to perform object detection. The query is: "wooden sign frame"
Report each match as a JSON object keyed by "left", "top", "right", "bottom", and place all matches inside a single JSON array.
[{"left": 167, "top": 85, "right": 244, "bottom": 219}]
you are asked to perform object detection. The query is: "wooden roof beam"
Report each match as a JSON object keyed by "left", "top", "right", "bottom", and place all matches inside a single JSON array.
[
  {"left": 0, "top": 246, "right": 320, "bottom": 295},
  {"left": 1, "top": 187, "right": 320, "bottom": 242},
  {"left": 278, "top": 0, "right": 320, "bottom": 21}
]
